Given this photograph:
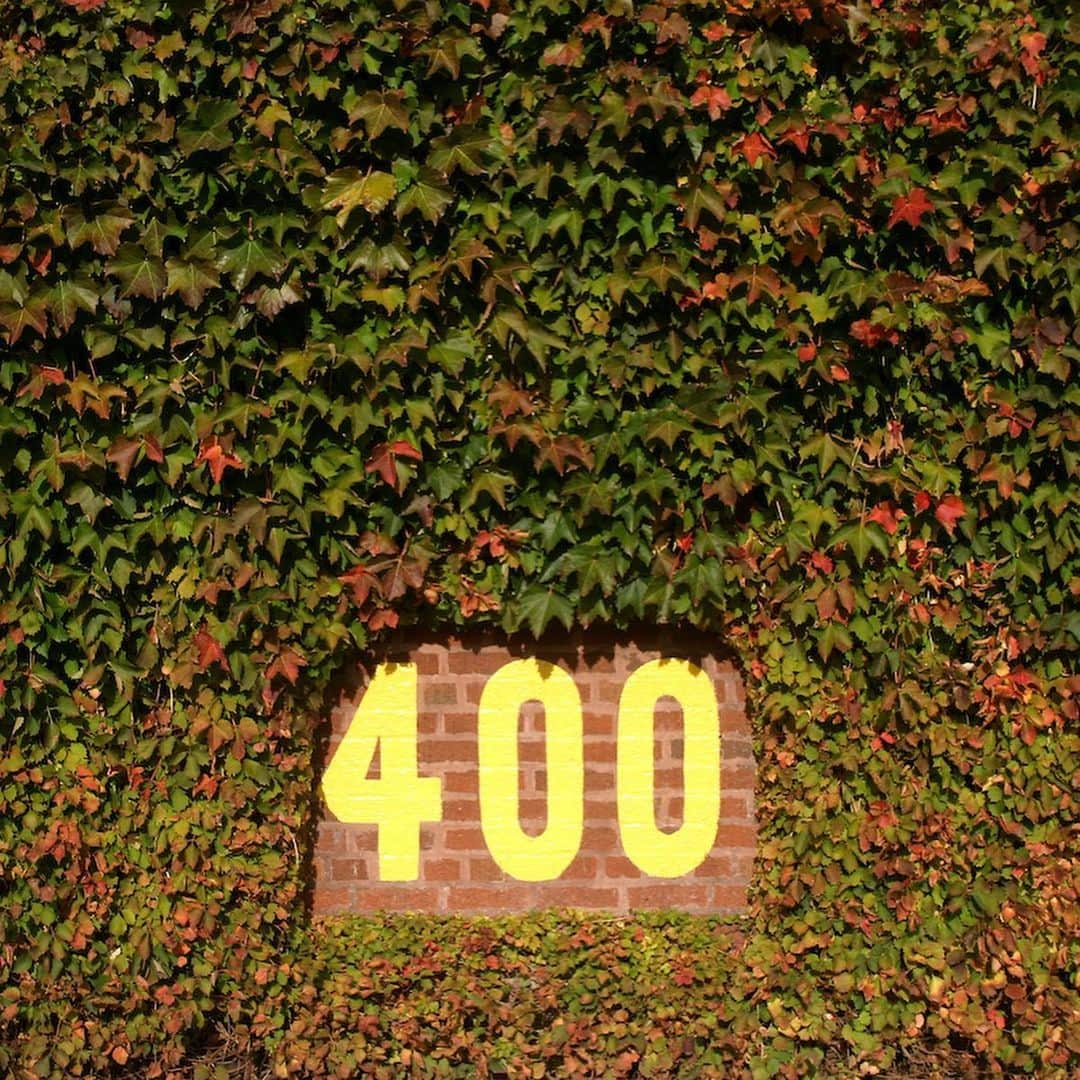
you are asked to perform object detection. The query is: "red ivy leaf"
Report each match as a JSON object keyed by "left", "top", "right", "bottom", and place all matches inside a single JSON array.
[
  {"left": 365, "top": 441, "right": 421, "bottom": 489},
  {"left": 733, "top": 132, "right": 776, "bottom": 166},
  {"left": 689, "top": 85, "right": 732, "bottom": 120},
  {"left": 267, "top": 647, "right": 307, "bottom": 685},
  {"left": 368, "top": 608, "right": 399, "bottom": 631},
  {"left": 934, "top": 495, "right": 966, "bottom": 534},
  {"left": 887, "top": 188, "right": 934, "bottom": 229},
  {"left": 390, "top": 440, "right": 423, "bottom": 461},
  {"left": 867, "top": 501, "right": 903, "bottom": 535},
  {"left": 339, "top": 564, "right": 380, "bottom": 606},
  {"left": 777, "top": 125, "right": 811, "bottom": 153},
  {"left": 142, "top": 434, "right": 164, "bottom": 463},
  {"left": 195, "top": 436, "right": 244, "bottom": 484},
  {"left": 194, "top": 628, "right": 227, "bottom": 671},
  {"left": 914, "top": 491, "right": 932, "bottom": 513}
]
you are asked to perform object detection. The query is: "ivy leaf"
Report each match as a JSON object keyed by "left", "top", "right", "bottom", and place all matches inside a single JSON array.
[
  {"left": 0, "top": 296, "right": 49, "bottom": 343},
  {"left": 347, "top": 91, "right": 410, "bottom": 139},
  {"left": 396, "top": 168, "right": 454, "bottom": 224},
  {"left": 887, "top": 188, "right": 935, "bottom": 229},
  {"left": 217, "top": 238, "right": 285, "bottom": 290},
  {"left": 177, "top": 101, "right": 242, "bottom": 154},
  {"left": 733, "top": 132, "right": 776, "bottom": 165},
  {"left": 681, "top": 181, "right": 728, "bottom": 230},
  {"left": 50, "top": 277, "right": 99, "bottom": 331},
  {"left": 646, "top": 414, "right": 693, "bottom": 447},
  {"left": 63, "top": 205, "right": 135, "bottom": 256},
  {"left": 515, "top": 586, "right": 574, "bottom": 638},
  {"left": 816, "top": 620, "right": 853, "bottom": 662},
  {"left": 193, "top": 627, "right": 228, "bottom": 671},
  {"left": 321, "top": 169, "right": 397, "bottom": 226},
  {"left": 105, "top": 437, "right": 141, "bottom": 482},
  {"left": 106, "top": 245, "right": 167, "bottom": 300},
  {"left": 165, "top": 259, "right": 221, "bottom": 307},
  {"left": 934, "top": 495, "right": 967, "bottom": 535},
  {"left": 428, "top": 126, "right": 494, "bottom": 177},
  {"left": 832, "top": 520, "right": 890, "bottom": 567}
]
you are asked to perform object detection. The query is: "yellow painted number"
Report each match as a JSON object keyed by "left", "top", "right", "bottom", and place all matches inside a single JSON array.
[
  {"left": 321, "top": 663, "right": 441, "bottom": 881},
  {"left": 616, "top": 659, "right": 720, "bottom": 878},
  {"left": 477, "top": 659, "right": 584, "bottom": 881}
]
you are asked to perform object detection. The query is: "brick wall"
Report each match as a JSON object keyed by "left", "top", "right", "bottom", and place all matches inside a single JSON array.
[{"left": 313, "top": 631, "right": 756, "bottom": 915}]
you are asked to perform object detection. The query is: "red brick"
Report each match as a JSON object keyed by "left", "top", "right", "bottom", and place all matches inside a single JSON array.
[
  {"left": 332, "top": 858, "right": 368, "bottom": 881},
  {"left": 445, "top": 827, "right": 486, "bottom": 851},
  {"left": 448, "top": 651, "right": 509, "bottom": 675},
  {"left": 564, "top": 854, "right": 599, "bottom": 878},
  {"left": 447, "top": 885, "right": 535, "bottom": 912},
  {"left": 443, "top": 770, "right": 479, "bottom": 794},
  {"left": 626, "top": 884, "right": 709, "bottom": 908},
  {"left": 721, "top": 734, "right": 755, "bottom": 760},
  {"left": 443, "top": 798, "right": 476, "bottom": 822},
  {"left": 517, "top": 736, "right": 548, "bottom": 765},
  {"left": 414, "top": 652, "right": 442, "bottom": 675},
  {"left": 581, "top": 826, "right": 618, "bottom": 851},
  {"left": 583, "top": 712, "right": 614, "bottom": 736},
  {"left": 716, "top": 824, "right": 757, "bottom": 848},
  {"left": 423, "top": 737, "right": 476, "bottom": 762},
  {"left": 713, "top": 885, "right": 748, "bottom": 910},
  {"left": 424, "top": 681, "right": 460, "bottom": 707},
  {"left": 544, "top": 885, "right": 621, "bottom": 909},
  {"left": 440, "top": 712, "right": 475, "bottom": 736},
  {"left": 316, "top": 823, "right": 349, "bottom": 853},
  {"left": 585, "top": 739, "right": 617, "bottom": 765},
  {"left": 654, "top": 767, "right": 685, "bottom": 789},
  {"left": 696, "top": 854, "right": 735, "bottom": 878},
  {"left": 594, "top": 680, "right": 623, "bottom": 703},
  {"left": 354, "top": 886, "right": 443, "bottom": 913},
  {"left": 604, "top": 856, "right": 642, "bottom": 878},
  {"left": 424, "top": 858, "right": 466, "bottom": 882},
  {"left": 312, "top": 886, "right": 353, "bottom": 914},
  {"left": 344, "top": 826, "right": 378, "bottom": 854},
  {"left": 468, "top": 858, "right": 506, "bottom": 883},
  {"left": 722, "top": 763, "right": 756, "bottom": 788}
]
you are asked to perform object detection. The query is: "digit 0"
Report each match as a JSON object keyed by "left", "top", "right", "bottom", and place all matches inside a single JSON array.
[
  {"left": 477, "top": 659, "right": 584, "bottom": 881},
  {"left": 616, "top": 659, "right": 721, "bottom": 878}
]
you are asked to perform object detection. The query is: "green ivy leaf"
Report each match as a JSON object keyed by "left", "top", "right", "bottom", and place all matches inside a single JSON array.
[
  {"left": 514, "top": 586, "right": 574, "bottom": 638},
  {"left": 106, "top": 245, "right": 167, "bottom": 300}
]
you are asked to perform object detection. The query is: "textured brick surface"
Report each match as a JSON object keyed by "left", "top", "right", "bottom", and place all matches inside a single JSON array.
[{"left": 313, "top": 630, "right": 756, "bottom": 915}]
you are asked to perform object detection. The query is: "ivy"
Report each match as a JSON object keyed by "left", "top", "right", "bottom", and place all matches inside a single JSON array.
[{"left": 0, "top": 0, "right": 1077, "bottom": 1075}]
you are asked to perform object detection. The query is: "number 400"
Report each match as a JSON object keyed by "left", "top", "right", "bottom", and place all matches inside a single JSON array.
[{"left": 322, "top": 658, "right": 722, "bottom": 881}]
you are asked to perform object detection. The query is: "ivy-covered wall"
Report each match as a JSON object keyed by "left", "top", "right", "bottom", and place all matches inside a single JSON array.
[{"left": 0, "top": 0, "right": 1076, "bottom": 1075}]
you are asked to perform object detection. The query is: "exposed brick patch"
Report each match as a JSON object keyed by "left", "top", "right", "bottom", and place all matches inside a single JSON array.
[{"left": 313, "top": 630, "right": 756, "bottom": 916}]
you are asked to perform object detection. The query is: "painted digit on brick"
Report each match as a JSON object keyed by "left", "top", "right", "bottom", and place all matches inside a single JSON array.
[
  {"left": 321, "top": 663, "right": 442, "bottom": 881},
  {"left": 477, "top": 659, "right": 584, "bottom": 881},
  {"left": 617, "top": 659, "right": 720, "bottom": 878}
]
